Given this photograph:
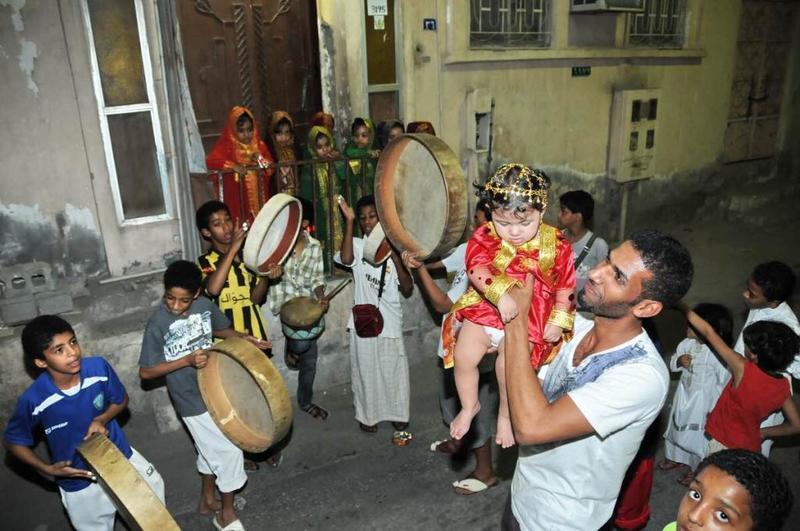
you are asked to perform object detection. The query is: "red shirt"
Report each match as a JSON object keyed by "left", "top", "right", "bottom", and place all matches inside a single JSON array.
[{"left": 706, "top": 361, "right": 789, "bottom": 452}]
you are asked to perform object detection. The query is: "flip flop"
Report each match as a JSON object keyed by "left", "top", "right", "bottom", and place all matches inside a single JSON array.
[
  {"left": 243, "top": 459, "right": 260, "bottom": 473},
  {"left": 301, "top": 403, "right": 329, "bottom": 421},
  {"left": 266, "top": 453, "right": 283, "bottom": 469},
  {"left": 452, "top": 477, "right": 498, "bottom": 495},
  {"left": 212, "top": 516, "right": 246, "bottom": 531}
]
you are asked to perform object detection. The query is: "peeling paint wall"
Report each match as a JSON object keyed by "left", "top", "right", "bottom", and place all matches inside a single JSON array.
[{"left": 0, "top": 1, "right": 182, "bottom": 279}]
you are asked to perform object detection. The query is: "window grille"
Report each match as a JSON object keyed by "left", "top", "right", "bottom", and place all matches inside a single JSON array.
[
  {"left": 470, "top": 0, "right": 551, "bottom": 49},
  {"left": 626, "top": 0, "right": 686, "bottom": 48}
]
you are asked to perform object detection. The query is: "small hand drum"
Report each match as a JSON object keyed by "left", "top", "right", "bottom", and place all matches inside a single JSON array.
[
  {"left": 375, "top": 134, "right": 468, "bottom": 260},
  {"left": 243, "top": 193, "right": 303, "bottom": 274},
  {"left": 198, "top": 337, "right": 292, "bottom": 452},
  {"left": 280, "top": 296, "right": 326, "bottom": 340},
  {"left": 77, "top": 434, "right": 180, "bottom": 531}
]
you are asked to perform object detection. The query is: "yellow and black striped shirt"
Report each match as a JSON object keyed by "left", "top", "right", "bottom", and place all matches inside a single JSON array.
[{"left": 197, "top": 250, "right": 268, "bottom": 341}]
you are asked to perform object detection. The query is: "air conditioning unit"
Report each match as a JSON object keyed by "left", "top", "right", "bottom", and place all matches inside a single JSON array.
[{"left": 571, "top": 0, "right": 645, "bottom": 13}]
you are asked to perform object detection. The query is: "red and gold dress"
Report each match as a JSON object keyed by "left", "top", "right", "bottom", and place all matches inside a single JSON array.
[
  {"left": 206, "top": 106, "right": 275, "bottom": 223},
  {"left": 441, "top": 222, "right": 576, "bottom": 370}
]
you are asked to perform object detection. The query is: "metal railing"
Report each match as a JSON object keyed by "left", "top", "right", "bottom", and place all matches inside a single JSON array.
[{"left": 206, "top": 154, "right": 378, "bottom": 274}]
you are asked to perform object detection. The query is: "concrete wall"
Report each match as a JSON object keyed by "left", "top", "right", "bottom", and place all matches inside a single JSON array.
[
  {"left": 318, "top": 0, "right": 756, "bottom": 239},
  {"left": 0, "top": 0, "right": 182, "bottom": 280}
]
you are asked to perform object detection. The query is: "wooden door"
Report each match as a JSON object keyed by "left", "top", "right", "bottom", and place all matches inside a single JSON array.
[
  {"left": 723, "top": 0, "right": 797, "bottom": 162},
  {"left": 179, "top": 0, "right": 322, "bottom": 154}
]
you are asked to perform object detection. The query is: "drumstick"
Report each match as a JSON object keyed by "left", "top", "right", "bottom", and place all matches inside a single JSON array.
[{"left": 324, "top": 278, "right": 352, "bottom": 301}]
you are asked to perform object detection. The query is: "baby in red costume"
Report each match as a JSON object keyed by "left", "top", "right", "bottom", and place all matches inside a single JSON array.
[{"left": 442, "top": 163, "right": 576, "bottom": 448}]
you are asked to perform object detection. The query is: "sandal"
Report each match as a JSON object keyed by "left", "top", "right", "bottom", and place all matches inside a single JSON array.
[
  {"left": 392, "top": 430, "right": 414, "bottom": 446},
  {"left": 284, "top": 351, "right": 299, "bottom": 371},
  {"left": 657, "top": 459, "right": 687, "bottom": 471},
  {"left": 453, "top": 475, "right": 498, "bottom": 495},
  {"left": 359, "top": 422, "right": 378, "bottom": 433},
  {"left": 301, "top": 403, "right": 329, "bottom": 421},
  {"left": 392, "top": 421, "right": 409, "bottom": 431}
]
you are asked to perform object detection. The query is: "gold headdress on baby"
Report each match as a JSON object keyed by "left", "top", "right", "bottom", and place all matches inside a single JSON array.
[{"left": 481, "top": 163, "right": 550, "bottom": 210}]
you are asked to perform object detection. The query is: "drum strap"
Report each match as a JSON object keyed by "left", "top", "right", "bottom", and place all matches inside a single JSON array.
[{"left": 377, "top": 260, "right": 388, "bottom": 300}]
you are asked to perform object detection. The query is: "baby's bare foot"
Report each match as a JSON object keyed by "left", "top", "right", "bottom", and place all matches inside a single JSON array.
[
  {"left": 450, "top": 402, "right": 481, "bottom": 440},
  {"left": 495, "top": 415, "right": 516, "bottom": 448}
]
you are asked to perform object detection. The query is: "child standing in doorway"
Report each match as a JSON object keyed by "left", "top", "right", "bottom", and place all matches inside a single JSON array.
[
  {"left": 442, "top": 163, "right": 576, "bottom": 448},
  {"left": 344, "top": 118, "right": 379, "bottom": 200}
]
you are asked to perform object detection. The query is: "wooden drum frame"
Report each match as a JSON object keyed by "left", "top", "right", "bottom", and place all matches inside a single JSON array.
[
  {"left": 243, "top": 193, "right": 302, "bottom": 274},
  {"left": 198, "top": 337, "right": 292, "bottom": 453},
  {"left": 375, "top": 133, "right": 468, "bottom": 260},
  {"left": 77, "top": 434, "right": 180, "bottom": 531}
]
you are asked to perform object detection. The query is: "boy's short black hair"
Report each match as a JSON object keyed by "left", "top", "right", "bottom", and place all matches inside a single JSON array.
[
  {"left": 559, "top": 190, "right": 595, "bottom": 224},
  {"left": 693, "top": 303, "right": 734, "bottom": 347},
  {"left": 351, "top": 118, "right": 368, "bottom": 136},
  {"left": 751, "top": 261, "right": 795, "bottom": 303},
  {"left": 21, "top": 315, "right": 74, "bottom": 364},
  {"left": 629, "top": 229, "right": 693, "bottom": 306},
  {"left": 695, "top": 449, "right": 793, "bottom": 531},
  {"left": 742, "top": 320, "right": 799, "bottom": 373},
  {"left": 196, "top": 200, "right": 230, "bottom": 234},
  {"left": 164, "top": 260, "right": 203, "bottom": 294},
  {"left": 355, "top": 194, "right": 376, "bottom": 214},
  {"left": 299, "top": 197, "right": 315, "bottom": 225}
]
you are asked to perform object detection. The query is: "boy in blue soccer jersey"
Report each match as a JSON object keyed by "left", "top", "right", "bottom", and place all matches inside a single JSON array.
[{"left": 4, "top": 315, "right": 165, "bottom": 531}]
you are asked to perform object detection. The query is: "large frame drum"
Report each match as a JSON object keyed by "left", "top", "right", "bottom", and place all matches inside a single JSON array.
[
  {"left": 375, "top": 134, "right": 468, "bottom": 260},
  {"left": 198, "top": 337, "right": 292, "bottom": 453},
  {"left": 243, "top": 193, "right": 302, "bottom": 274},
  {"left": 77, "top": 434, "right": 180, "bottom": 531}
]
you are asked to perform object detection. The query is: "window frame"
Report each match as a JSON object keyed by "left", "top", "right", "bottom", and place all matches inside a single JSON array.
[{"left": 81, "top": 0, "right": 173, "bottom": 226}]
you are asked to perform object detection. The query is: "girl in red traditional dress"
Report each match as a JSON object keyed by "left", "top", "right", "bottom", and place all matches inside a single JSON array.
[
  {"left": 442, "top": 163, "right": 576, "bottom": 448},
  {"left": 206, "top": 106, "right": 275, "bottom": 224}
]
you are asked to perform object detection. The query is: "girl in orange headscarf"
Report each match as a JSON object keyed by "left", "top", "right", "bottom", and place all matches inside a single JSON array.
[
  {"left": 268, "top": 111, "right": 299, "bottom": 196},
  {"left": 206, "top": 106, "right": 275, "bottom": 223}
]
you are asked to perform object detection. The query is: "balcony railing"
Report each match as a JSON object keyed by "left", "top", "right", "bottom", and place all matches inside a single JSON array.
[{"left": 206, "top": 154, "right": 378, "bottom": 274}]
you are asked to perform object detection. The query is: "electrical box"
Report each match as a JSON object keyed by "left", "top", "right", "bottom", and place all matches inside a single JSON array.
[
  {"left": 608, "top": 89, "right": 660, "bottom": 182},
  {"left": 571, "top": 0, "right": 644, "bottom": 13}
]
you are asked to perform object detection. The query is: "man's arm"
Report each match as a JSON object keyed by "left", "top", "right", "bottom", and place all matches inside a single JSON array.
[
  {"left": 505, "top": 276, "right": 594, "bottom": 445},
  {"left": 402, "top": 252, "right": 452, "bottom": 313}
]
